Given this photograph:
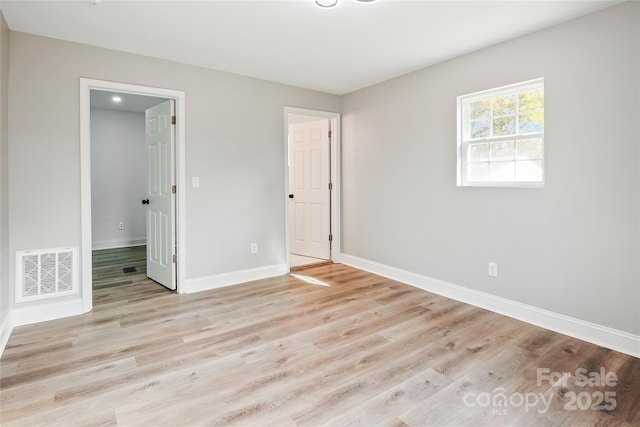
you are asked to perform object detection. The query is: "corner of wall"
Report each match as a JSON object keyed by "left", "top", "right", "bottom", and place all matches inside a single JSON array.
[
  {"left": 0, "top": 8, "right": 12, "bottom": 356},
  {"left": 0, "top": 310, "right": 11, "bottom": 354}
]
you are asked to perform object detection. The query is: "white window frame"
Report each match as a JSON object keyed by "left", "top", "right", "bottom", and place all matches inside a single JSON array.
[{"left": 457, "top": 78, "right": 544, "bottom": 188}]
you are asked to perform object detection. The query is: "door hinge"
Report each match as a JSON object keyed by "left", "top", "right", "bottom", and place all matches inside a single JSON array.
[
  {"left": 173, "top": 254, "right": 177, "bottom": 263},
  {"left": 328, "top": 130, "right": 332, "bottom": 139},
  {"left": 328, "top": 182, "right": 333, "bottom": 190},
  {"left": 172, "top": 185, "right": 176, "bottom": 194},
  {"left": 171, "top": 115, "right": 176, "bottom": 125},
  {"left": 329, "top": 234, "right": 333, "bottom": 242}
]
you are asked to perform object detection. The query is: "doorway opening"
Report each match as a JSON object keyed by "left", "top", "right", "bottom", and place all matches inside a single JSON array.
[
  {"left": 89, "top": 91, "right": 172, "bottom": 300},
  {"left": 284, "top": 107, "right": 341, "bottom": 271},
  {"left": 80, "top": 79, "right": 186, "bottom": 314}
]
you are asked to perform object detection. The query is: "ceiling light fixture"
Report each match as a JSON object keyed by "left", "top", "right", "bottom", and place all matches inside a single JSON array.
[
  {"left": 315, "top": 0, "right": 339, "bottom": 8},
  {"left": 315, "top": 0, "right": 376, "bottom": 9},
  {"left": 112, "top": 96, "right": 122, "bottom": 103}
]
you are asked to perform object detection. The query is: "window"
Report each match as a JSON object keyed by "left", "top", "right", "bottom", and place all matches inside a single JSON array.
[{"left": 457, "top": 79, "right": 544, "bottom": 187}]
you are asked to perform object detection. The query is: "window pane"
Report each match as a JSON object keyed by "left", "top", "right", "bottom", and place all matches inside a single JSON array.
[
  {"left": 516, "top": 138, "right": 543, "bottom": 160},
  {"left": 493, "top": 116, "right": 516, "bottom": 136},
  {"left": 493, "top": 95, "right": 516, "bottom": 116},
  {"left": 468, "top": 143, "right": 489, "bottom": 162},
  {"left": 467, "top": 163, "right": 490, "bottom": 181},
  {"left": 490, "top": 140, "right": 515, "bottom": 161},
  {"left": 458, "top": 79, "right": 544, "bottom": 188},
  {"left": 519, "top": 89, "right": 544, "bottom": 112},
  {"left": 470, "top": 120, "right": 490, "bottom": 139},
  {"left": 516, "top": 160, "right": 543, "bottom": 181},
  {"left": 470, "top": 99, "right": 490, "bottom": 120},
  {"left": 519, "top": 112, "right": 544, "bottom": 133},
  {"left": 490, "top": 161, "right": 515, "bottom": 181}
]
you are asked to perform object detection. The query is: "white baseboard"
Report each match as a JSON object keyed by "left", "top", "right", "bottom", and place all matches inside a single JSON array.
[
  {"left": 183, "top": 263, "right": 289, "bottom": 294},
  {"left": 341, "top": 254, "right": 640, "bottom": 358},
  {"left": 92, "top": 239, "right": 146, "bottom": 250},
  {"left": 11, "top": 297, "right": 88, "bottom": 328},
  {"left": 0, "top": 312, "right": 12, "bottom": 355}
]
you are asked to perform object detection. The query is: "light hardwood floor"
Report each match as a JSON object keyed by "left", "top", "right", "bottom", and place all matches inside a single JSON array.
[
  {"left": 290, "top": 254, "right": 331, "bottom": 271},
  {"left": 1, "top": 246, "right": 638, "bottom": 426}
]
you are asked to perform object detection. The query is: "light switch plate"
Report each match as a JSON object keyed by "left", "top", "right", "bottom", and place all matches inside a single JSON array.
[{"left": 192, "top": 176, "right": 200, "bottom": 188}]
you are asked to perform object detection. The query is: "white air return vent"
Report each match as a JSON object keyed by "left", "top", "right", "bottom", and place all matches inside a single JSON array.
[{"left": 15, "top": 247, "right": 79, "bottom": 302}]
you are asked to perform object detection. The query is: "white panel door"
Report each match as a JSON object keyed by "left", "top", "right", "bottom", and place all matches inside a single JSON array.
[
  {"left": 289, "top": 119, "right": 330, "bottom": 259},
  {"left": 145, "top": 100, "right": 176, "bottom": 290}
]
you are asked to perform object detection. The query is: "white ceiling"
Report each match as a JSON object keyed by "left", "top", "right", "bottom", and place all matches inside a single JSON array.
[
  {"left": 1, "top": 0, "right": 623, "bottom": 95},
  {"left": 90, "top": 90, "right": 168, "bottom": 113}
]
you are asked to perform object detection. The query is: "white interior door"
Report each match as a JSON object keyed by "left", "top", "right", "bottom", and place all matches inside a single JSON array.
[
  {"left": 289, "top": 119, "right": 331, "bottom": 260},
  {"left": 145, "top": 100, "right": 176, "bottom": 290}
]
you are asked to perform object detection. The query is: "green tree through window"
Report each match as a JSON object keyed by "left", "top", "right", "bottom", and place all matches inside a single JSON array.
[{"left": 458, "top": 79, "right": 545, "bottom": 187}]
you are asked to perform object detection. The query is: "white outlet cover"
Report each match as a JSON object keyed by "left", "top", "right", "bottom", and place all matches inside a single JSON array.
[
  {"left": 488, "top": 262, "right": 498, "bottom": 277},
  {"left": 192, "top": 176, "right": 200, "bottom": 188}
]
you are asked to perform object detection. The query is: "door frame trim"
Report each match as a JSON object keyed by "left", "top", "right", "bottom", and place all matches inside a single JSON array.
[
  {"left": 80, "top": 78, "right": 187, "bottom": 312},
  {"left": 284, "top": 107, "right": 341, "bottom": 269}
]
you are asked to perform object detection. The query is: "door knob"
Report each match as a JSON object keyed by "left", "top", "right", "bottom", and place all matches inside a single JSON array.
[
  {"left": 142, "top": 199, "right": 149, "bottom": 205},
  {"left": 289, "top": 194, "right": 294, "bottom": 199}
]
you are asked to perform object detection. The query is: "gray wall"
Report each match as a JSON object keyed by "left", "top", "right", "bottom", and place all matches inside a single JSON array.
[
  {"left": 7, "top": 32, "right": 340, "bottom": 310},
  {"left": 1, "top": 11, "right": 10, "bottom": 331},
  {"left": 90, "top": 108, "right": 147, "bottom": 249},
  {"left": 341, "top": 2, "right": 640, "bottom": 334},
  {"left": 4, "top": 3, "right": 638, "bottom": 339}
]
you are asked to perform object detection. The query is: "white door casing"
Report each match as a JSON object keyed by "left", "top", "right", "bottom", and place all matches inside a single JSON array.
[
  {"left": 81, "top": 79, "right": 186, "bottom": 315},
  {"left": 146, "top": 100, "right": 176, "bottom": 290},
  {"left": 289, "top": 119, "right": 331, "bottom": 260}
]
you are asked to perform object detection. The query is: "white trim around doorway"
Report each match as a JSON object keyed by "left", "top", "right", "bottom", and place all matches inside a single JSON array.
[
  {"left": 284, "top": 107, "right": 342, "bottom": 270},
  {"left": 80, "top": 78, "right": 187, "bottom": 313}
]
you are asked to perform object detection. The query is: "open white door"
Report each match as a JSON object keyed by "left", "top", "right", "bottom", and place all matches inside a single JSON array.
[
  {"left": 145, "top": 100, "right": 176, "bottom": 290},
  {"left": 289, "top": 119, "right": 331, "bottom": 260}
]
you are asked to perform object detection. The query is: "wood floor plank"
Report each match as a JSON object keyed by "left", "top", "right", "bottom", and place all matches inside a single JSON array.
[{"left": 1, "top": 246, "right": 638, "bottom": 426}]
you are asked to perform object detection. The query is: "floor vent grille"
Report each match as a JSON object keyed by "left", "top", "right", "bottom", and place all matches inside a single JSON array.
[{"left": 15, "top": 247, "right": 79, "bottom": 302}]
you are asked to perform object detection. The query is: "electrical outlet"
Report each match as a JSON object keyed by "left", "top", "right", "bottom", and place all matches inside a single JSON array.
[
  {"left": 251, "top": 243, "right": 258, "bottom": 254},
  {"left": 488, "top": 262, "right": 498, "bottom": 277},
  {"left": 118, "top": 221, "right": 125, "bottom": 230}
]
